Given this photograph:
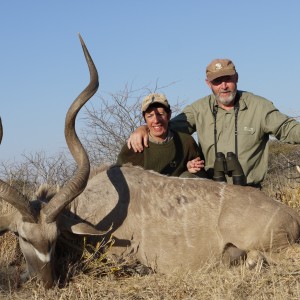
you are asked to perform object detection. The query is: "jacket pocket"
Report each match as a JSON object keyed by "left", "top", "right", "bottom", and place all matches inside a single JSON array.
[{"left": 238, "top": 126, "right": 256, "bottom": 135}]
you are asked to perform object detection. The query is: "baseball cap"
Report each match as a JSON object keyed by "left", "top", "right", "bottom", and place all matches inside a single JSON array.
[
  {"left": 206, "top": 59, "right": 237, "bottom": 82},
  {"left": 141, "top": 93, "right": 170, "bottom": 112}
]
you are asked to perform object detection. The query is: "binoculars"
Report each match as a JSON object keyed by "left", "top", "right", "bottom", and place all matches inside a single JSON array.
[{"left": 213, "top": 152, "right": 246, "bottom": 186}]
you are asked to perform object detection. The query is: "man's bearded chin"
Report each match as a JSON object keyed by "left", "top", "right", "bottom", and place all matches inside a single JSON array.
[{"left": 215, "top": 90, "right": 237, "bottom": 106}]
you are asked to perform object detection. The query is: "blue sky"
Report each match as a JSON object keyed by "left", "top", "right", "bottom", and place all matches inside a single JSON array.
[{"left": 1, "top": 1, "right": 300, "bottom": 162}]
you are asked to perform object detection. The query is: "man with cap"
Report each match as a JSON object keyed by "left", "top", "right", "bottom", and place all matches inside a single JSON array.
[
  {"left": 127, "top": 59, "right": 300, "bottom": 187},
  {"left": 117, "top": 93, "right": 207, "bottom": 177}
]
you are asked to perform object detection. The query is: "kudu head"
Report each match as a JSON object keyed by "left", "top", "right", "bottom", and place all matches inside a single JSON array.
[{"left": 0, "top": 34, "right": 103, "bottom": 288}]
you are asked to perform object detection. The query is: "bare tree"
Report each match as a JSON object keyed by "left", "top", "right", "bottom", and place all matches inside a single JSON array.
[
  {"left": 81, "top": 82, "right": 185, "bottom": 166},
  {"left": 0, "top": 82, "right": 184, "bottom": 195},
  {"left": 0, "top": 151, "right": 75, "bottom": 197}
]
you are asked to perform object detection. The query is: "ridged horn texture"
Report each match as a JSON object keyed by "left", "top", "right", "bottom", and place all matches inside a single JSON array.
[
  {"left": 0, "top": 118, "right": 36, "bottom": 223},
  {"left": 42, "top": 34, "right": 99, "bottom": 223}
]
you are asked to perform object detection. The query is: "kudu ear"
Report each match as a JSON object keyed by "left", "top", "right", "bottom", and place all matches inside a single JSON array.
[
  {"left": 57, "top": 214, "right": 110, "bottom": 236},
  {"left": 0, "top": 211, "right": 20, "bottom": 234}
]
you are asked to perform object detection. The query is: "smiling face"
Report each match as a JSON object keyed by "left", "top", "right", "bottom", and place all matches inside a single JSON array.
[
  {"left": 206, "top": 74, "right": 238, "bottom": 110},
  {"left": 144, "top": 104, "right": 171, "bottom": 142}
]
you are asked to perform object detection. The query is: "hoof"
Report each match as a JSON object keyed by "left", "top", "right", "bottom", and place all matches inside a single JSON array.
[{"left": 246, "top": 250, "right": 266, "bottom": 269}]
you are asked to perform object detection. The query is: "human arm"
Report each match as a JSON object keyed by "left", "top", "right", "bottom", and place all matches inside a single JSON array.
[
  {"left": 174, "top": 131, "right": 206, "bottom": 175},
  {"left": 126, "top": 125, "right": 149, "bottom": 153},
  {"left": 262, "top": 101, "right": 300, "bottom": 143},
  {"left": 169, "top": 105, "right": 198, "bottom": 135}
]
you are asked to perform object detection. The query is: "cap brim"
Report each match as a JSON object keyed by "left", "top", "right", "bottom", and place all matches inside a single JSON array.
[
  {"left": 142, "top": 101, "right": 170, "bottom": 113},
  {"left": 207, "top": 69, "right": 236, "bottom": 82}
]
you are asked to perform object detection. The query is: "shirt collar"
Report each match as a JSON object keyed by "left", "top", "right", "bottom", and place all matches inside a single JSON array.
[{"left": 149, "top": 129, "right": 174, "bottom": 144}]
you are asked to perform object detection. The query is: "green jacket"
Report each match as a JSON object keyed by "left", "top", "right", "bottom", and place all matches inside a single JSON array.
[
  {"left": 170, "top": 91, "right": 300, "bottom": 185},
  {"left": 117, "top": 130, "right": 202, "bottom": 177}
]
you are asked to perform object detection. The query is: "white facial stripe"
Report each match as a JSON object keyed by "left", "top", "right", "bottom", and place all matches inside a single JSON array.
[
  {"left": 19, "top": 229, "right": 51, "bottom": 263},
  {"left": 34, "top": 248, "right": 51, "bottom": 263}
]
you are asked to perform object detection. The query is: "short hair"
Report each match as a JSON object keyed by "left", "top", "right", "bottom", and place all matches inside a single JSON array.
[{"left": 142, "top": 103, "right": 172, "bottom": 118}]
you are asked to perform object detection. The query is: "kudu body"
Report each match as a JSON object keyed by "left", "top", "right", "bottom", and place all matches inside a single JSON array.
[
  {"left": 71, "top": 165, "right": 300, "bottom": 271},
  {"left": 1, "top": 35, "right": 300, "bottom": 289}
]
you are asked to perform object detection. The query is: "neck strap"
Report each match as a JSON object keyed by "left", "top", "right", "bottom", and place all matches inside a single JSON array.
[{"left": 213, "top": 100, "right": 240, "bottom": 157}]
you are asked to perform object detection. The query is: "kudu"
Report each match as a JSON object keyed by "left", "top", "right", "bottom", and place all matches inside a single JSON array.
[
  {"left": 1, "top": 35, "right": 300, "bottom": 289},
  {"left": 0, "top": 35, "right": 106, "bottom": 288}
]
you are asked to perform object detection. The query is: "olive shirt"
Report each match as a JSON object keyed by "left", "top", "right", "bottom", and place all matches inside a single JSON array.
[
  {"left": 117, "top": 130, "right": 201, "bottom": 177},
  {"left": 170, "top": 90, "right": 300, "bottom": 185}
]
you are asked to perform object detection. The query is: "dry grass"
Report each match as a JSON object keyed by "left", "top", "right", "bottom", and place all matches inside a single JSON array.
[
  {"left": 2, "top": 257, "right": 300, "bottom": 299},
  {"left": 262, "top": 175, "right": 300, "bottom": 219},
  {"left": 1, "top": 172, "right": 300, "bottom": 299}
]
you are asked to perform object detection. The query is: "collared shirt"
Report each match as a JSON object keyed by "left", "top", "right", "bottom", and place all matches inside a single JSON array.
[
  {"left": 149, "top": 129, "right": 174, "bottom": 144},
  {"left": 170, "top": 90, "right": 300, "bottom": 185}
]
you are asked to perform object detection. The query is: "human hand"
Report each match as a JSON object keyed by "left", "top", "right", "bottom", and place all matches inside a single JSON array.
[
  {"left": 127, "top": 125, "right": 149, "bottom": 152},
  {"left": 187, "top": 157, "right": 205, "bottom": 174}
]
